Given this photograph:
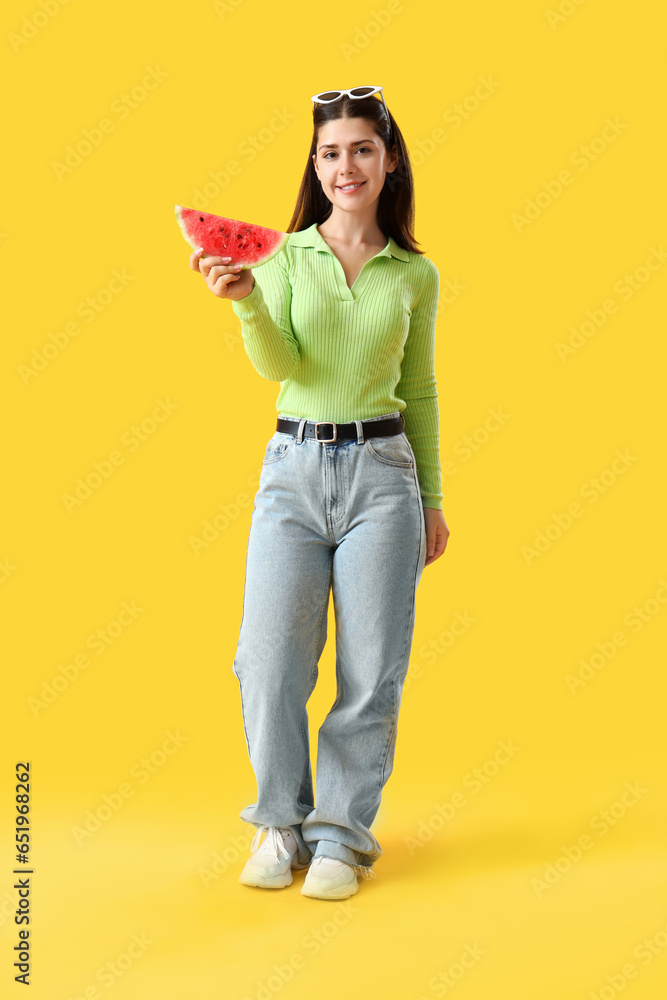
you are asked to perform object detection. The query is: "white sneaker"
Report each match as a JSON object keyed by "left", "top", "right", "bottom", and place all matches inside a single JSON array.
[
  {"left": 301, "top": 857, "right": 376, "bottom": 900},
  {"left": 239, "top": 825, "right": 310, "bottom": 889}
]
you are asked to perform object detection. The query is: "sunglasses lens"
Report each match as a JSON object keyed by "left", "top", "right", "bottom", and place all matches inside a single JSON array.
[
  {"left": 350, "top": 87, "right": 376, "bottom": 97},
  {"left": 316, "top": 91, "right": 342, "bottom": 102}
]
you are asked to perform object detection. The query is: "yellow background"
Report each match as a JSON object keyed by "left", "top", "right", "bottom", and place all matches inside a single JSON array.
[{"left": 2, "top": 0, "right": 666, "bottom": 996}]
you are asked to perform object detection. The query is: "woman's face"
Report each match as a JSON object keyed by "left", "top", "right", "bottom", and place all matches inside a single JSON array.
[{"left": 312, "top": 116, "right": 397, "bottom": 214}]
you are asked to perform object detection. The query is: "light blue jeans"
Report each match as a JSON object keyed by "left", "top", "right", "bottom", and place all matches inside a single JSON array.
[{"left": 232, "top": 411, "right": 427, "bottom": 869}]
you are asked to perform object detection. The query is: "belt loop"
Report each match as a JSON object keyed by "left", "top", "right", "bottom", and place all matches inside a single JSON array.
[
  {"left": 354, "top": 419, "right": 365, "bottom": 444},
  {"left": 296, "top": 418, "right": 307, "bottom": 444}
]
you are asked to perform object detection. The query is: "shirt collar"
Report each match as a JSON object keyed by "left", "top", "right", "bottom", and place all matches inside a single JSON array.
[{"left": 290, "top": 222, "right": 410, "bottom": 261}]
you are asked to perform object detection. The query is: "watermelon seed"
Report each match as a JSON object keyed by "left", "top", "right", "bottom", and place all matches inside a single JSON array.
[{"left": 199, "top": 217, "right": 204, "bottom": 221}]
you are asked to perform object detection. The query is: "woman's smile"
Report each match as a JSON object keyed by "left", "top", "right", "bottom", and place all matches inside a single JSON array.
[{"left": 336, "top": 181, "right": 367, "bottom": 194}]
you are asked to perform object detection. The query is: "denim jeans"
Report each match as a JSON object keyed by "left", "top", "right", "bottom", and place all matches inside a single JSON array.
[{"left": 232, "top": 411, "right": 427, "bottom": 869}]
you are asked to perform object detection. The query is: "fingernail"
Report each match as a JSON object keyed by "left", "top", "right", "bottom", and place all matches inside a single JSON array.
[
  {"left": 223, "top": 256, "right": 232, "bottom": 261},
  {"left": 195, "top": 247, "right": 204, "bottom": 253}
]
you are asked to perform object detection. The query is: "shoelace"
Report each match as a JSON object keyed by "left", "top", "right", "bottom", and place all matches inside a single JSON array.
[
  {"left": 249, "top": 833, "right": 378, "bottom": 879},
  {"left": 250, "top": 825, "right": 293, "bottom": 863}
]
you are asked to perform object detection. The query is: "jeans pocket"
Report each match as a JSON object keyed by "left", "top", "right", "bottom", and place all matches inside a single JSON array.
[
  {"left": 364, "top": 431, "right": 415, "bottom": 468},
  {"left": 262, "top": 431, "right": 294, "bottom": 465}
]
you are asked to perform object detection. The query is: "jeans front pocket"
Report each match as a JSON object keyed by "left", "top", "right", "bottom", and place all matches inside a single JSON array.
[
  {"left": 364, "top": 431, "right": 415, "bottom": 468},
  {"left": 262, "top": 431, "right": 295, "bottom": 465}
]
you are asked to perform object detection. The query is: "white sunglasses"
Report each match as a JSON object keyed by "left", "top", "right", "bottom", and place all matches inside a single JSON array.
[{"left": 311, "top": 86, "right": 391, "bottom": 132}]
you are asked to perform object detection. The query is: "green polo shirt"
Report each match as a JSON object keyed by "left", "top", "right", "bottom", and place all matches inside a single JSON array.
[{"left": 231, "top": 222, "right": 443, "bottom": 509}]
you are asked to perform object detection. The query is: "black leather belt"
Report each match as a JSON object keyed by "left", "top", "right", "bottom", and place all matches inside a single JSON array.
[{"left": 276, "top": 413, "right": 404, "bottom": 443}]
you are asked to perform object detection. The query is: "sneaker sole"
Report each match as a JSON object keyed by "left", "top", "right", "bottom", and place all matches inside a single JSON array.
[
  {"left": 239, "top": 859, "right": 312, "bottom": 889},
  {"left": 239, "top": 869, "right": 293, "bottom": 889},
  {"left": 301, "top": 879, "right": 359, "bottom": 900}
]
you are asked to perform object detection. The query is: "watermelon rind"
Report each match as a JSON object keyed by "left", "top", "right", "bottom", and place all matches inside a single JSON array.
[{"left": 175, "top": 205, "right": 289, "bottom": 269}]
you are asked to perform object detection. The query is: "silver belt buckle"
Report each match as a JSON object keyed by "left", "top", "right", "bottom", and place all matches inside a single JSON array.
[{"left": 314, "top": 421, "right": 337, "bottom": 443}]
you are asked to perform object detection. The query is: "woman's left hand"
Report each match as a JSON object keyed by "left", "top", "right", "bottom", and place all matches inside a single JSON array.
[{"left": 423, "top": 507, "right": 450, "bottom": 566}]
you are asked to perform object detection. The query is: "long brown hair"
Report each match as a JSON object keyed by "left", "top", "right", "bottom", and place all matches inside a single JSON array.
[{"left": 285, "top": 93, "right": 424, "bottom": 255}]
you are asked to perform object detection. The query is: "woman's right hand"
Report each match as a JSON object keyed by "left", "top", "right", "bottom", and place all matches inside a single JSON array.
[{"left": 189, "top": 248, "right": 255, "bottom": 300}]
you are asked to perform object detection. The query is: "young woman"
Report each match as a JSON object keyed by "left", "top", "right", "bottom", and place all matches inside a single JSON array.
[{"left": 189, "top": 86, "right": 450, "bottom": 900}]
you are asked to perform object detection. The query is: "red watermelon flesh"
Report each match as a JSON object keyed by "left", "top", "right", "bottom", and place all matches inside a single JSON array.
[{"left": 175, "top": 205, "right": 289, "bottom": 268}]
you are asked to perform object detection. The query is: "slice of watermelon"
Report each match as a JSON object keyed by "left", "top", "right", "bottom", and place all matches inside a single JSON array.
[{"left": 175, "top": 205, "right": 289, "bottom": 269}]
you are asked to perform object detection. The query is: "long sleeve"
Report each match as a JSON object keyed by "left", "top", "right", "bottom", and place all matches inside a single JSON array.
[
  {"left": 231, "top": 245, "right": 301, "bottom": 381},
  {"left": 395, "top": 259, "right": 443, "bottom": 510}
]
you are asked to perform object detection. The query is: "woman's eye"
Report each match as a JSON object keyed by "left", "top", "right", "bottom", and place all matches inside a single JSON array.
[{"left": 324, "top": 147, "right": 372, "bottom": 159}]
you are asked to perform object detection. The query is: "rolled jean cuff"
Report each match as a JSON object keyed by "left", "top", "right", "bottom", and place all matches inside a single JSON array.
[
  {"left": 312, "top": 839, "right": 362, "bottom": 867},
  {"left": 289, "top": 824, "right": 313, "bottom": 866}
]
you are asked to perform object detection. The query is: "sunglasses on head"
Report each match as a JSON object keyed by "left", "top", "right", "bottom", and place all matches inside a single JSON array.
[{"left": 311, "top": 86, "right": 391, "bottom": 134}]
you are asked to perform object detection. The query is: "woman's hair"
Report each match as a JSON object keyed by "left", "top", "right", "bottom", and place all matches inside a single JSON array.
[{"left": 285, "top": 94, "right": 424, "bottom": 255}]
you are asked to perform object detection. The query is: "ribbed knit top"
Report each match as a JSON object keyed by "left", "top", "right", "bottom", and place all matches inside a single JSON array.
[{"left": 231, "top": 222, "right": 443, "bottom": 509}]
